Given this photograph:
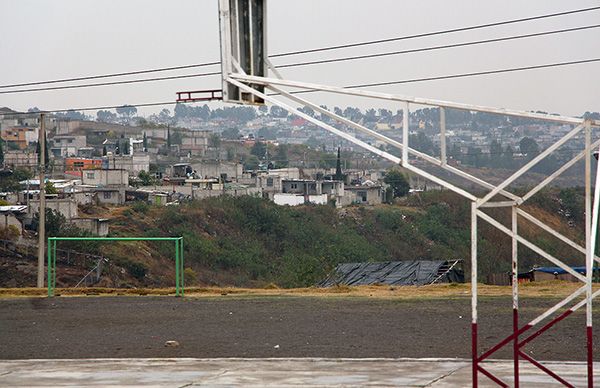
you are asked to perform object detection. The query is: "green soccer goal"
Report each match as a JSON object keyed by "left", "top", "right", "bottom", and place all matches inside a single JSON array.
[{"left": 46, "top": 236, "right": 184, "bottom": 297}]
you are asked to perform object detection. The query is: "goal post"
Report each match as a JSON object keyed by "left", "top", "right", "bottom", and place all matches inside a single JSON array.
[{"left": 46, "top": 236, "right": 184, "bottom": 297}]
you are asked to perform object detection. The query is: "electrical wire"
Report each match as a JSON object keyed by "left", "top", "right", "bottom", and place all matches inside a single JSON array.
[
  {"left": 290, "top": 57, "right": 600, "bottom": 93},
  {"left": 1, "top": 23, "right": 598, "bottom": 96},
  {"left": 275, "top": 24, "right": 600, "bottom": 69},
  {"left": 2, "top": 56, "right": 599, "bottom": 116},
  {"left": 0, "top": 72, "right": 220, "bottom": 95},
  {"left": 270, "top": 5, "right": 600, "bottom": 57},
  {"left": 1, "top": 5, "right": 598, "bottom": 90}
]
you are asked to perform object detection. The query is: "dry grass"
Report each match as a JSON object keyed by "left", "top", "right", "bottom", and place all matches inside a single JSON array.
[{"left": 1, "top": 281, "right": 596, "bottom": 299}]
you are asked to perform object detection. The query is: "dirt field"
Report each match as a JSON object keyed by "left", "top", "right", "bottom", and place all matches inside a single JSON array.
[{"left": 0, "top": 293, "right": 598, "bottom": 361}]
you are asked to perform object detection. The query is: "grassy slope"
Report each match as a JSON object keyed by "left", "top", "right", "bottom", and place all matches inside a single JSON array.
[
  {"left": 2, "top": 189, "right": 584, "bottom": 289},
  {"left": 102, "top": 189, "right": 585, "bottom": 288}
]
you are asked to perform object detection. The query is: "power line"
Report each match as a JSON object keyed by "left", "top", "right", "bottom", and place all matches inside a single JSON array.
[
  {"left": 276, "top": 24, "right": 600, "bottom": 69},
  {"left": 270, "top": 5, "right": 600, "bottom": 57},
  {"left": 1, "top": 5, "right": 598, "bottom": 90},
  {"left": 2, "top": 57, "right": 599, "bottom": 116},
  {"left": 2, "top": 23, "right": 598, "bottom": 96},
  {"left": 0, "top": 71, "right": 220, "bottom": 95},
  {"left": 0, "top": 63, "right": 221, "bottom": 90},
  {"left": 290, "top": 57, "right": 600, "bottom": 93}
]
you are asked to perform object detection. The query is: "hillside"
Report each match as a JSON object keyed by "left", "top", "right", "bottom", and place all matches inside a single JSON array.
[{"left": 1, "top": 189, "right": 588, "bottom": 289}]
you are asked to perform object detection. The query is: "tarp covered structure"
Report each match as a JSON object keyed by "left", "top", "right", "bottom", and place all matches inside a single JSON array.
[{"left": 318, "top": 260, "right": 464, "bottom": 287}]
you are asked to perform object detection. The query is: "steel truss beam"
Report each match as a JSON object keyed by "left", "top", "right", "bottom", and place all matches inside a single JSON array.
[{"left": 221, "top": 73, "right": 597, "bottom": 387}]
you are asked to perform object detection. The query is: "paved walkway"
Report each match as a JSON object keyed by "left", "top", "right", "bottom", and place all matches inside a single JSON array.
[{"left": 0, "top": 358, "right": 595, "bottom": 387}]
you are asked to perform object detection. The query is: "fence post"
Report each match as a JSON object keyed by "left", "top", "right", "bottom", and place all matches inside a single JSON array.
[
  {"left": 175, "top": 240, "right": 180, "bottom": 297},
  {"left": 180, "top": 238, "right": 184, "bottom": 296},
  {"left": 46, "top": 238, "right": 52, "bottom": 297}
]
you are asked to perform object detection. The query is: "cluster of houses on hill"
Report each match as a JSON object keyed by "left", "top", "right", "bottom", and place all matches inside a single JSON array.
[{"left": 0, "top": 109, "right": 397, "bottom": 240}]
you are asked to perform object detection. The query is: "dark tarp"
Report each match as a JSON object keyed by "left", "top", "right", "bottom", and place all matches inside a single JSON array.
[{"left": 318, "top": 260, "right": 464, "bottom": 287}]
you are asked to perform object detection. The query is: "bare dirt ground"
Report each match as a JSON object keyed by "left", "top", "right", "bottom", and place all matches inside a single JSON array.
[{"left": 0, "top": 288, "right": 598, "bottom": 361}]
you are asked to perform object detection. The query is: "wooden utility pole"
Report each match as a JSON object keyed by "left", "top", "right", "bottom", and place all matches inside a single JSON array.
[{"left": 37, "top": 113, "right": 45, "bottom": 288}]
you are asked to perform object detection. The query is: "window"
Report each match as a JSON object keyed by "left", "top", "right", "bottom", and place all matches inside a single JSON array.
[
  {"left": 86, "top": 172, "right": 95, "bottom": 180},
  {"left": 266, "top": 177, "right": 273, "bottom": 187},
  {"left": 358, "top": 191, "right": 367, "bottom": 202},
  {"left": 103, "top": 192, "right": 113, "bottom": 199},
  {"left": 73, "top": 162, "right": 84, "bottom": 168},
  {"left": 291, "top": 183, "right": 297, "bottom": 189}
]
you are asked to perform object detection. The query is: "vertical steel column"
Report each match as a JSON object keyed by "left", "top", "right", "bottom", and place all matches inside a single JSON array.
[
  {"left": 180, "top": 238, "right": 185, "bottom": 296},
  {"left": 440, "top": 107, "right": 447, "bottom": 165},
  {"left": 512, "top": 205, "right": 519, "bottom": 387},
  {"left": 471, "top": 202, "right": 478, "bottom": 388},
  {"left": 47, "top": 237, "right": 52, "bottom": 297},
  {"left": 52, "top": 239, "right": 57, "bottom": 292},
  {"left": 586, "top": 121, "right": 596, "bottom": 388},
  {"left": 402, "top": 102, "right": 409, "bottom": 166},
  {"left": 175, "top": 240, "right": 180, "bottom": 297}
]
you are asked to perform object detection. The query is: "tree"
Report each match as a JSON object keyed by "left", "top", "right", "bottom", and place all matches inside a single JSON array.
[
  {"left": 334, "top": 107, "right": 343, "bottom": 116},
  {"left": 251, "top": 141, "right": 267, "bottom": 158},
  {"left": 96, "top": 110, "right": 117, "bottom": 123},
  {"left": 44, "top": 181, "right": 58, "bottom": 195},
  {"left": 102, "top": 145, "right": 107, "bottom": 156},
  {"left": 489, "top": 139, "right": 503, "bottom": 165},
  {"left": 378, "top": 109, "right": 392, "bottom": 119},
  {"left": 270, "top": 106, "right": 288, "bottom": 118},
  {"left": 502, "top": 145, "right": 514, "bottom": 168},
  {"left": 258, "top": 105, "right": 269, "bottom": 115},
  {"left": 383, "top": 170, "right": 410, "bottom": 198},
  {"left": 335, "top": 147, "right": 343, "bottom": 180},
  {"left": 209, "top": 133, "right": 221, "bottom": 149},
  {"left": 275, "top": 144, "right": 289, "bottom": 168},
  {"left": 142, "top": 132, "right": 148, "bottom": 151},
  {"left": 243, "top": 155, "right": 260, "bottom": 170},
  {"left": 222, "top": 128, "right": 240, "bottom": 140},
  {"left": 409, "top": 132, "right": 434, "bottom": 155},
  {"left": 0, "top": 138, "right": 4, "bottom": 167},
  {"left": 364, "top": 108, "right": 377, "bottom": 122},
  {"left": 158, "top": 109, "right": 171, "bottom": 123},
  {"left": 32, "top": 209, "right": 67, "bottom": 237},
  {"left": 167, "top": 126, "right": 172, "bottom": 148},
  {"left": 519, "top": 137, "right": 539, "bottom": 157},
  {"left": 137, "top": 171, "right": 155, "bottom": 186},
  {"left": 116, "top": 105, "right": 137, "bottom": 118},
  {"left": 298, "top": 106, "right": 315, "bottom": 117}
]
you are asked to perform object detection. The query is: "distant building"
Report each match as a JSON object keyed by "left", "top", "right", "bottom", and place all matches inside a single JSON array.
[
  {"left": 277, "top": 179, "right": 344, "bottom": 207},
  {"left": 0, "top": 127, "right": 38, "bottom": 150},
  {"left": 70, "top": 218, "right": 109, "bottom": 236},
  {"left": 80, "top": 169, "right": 129, "bottom": 187},
  {"left": 3, "top": 150, "right": 38, "bottom": 169},
  {"left": 342, "top": 182, "right": 384, "bottom": 206},
  {"left": 50, "top": 135, "right": 87, "bottom": 157},
  {"left": 65, "top": 157, "right": 103, "bottom": 176},
  {"left": 103, "top": 154, "right": 150, "bottom": 175}
]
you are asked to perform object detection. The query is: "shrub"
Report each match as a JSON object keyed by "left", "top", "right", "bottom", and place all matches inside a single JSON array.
[
  {"left": 184, "top": 268, "right": 197, "bottom": 284},
  {"left": 131, "top": 201, "right": 149, "bottom": 214}
]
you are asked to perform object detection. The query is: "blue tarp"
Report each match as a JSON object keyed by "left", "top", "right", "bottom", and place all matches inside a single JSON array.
[{"left": 534, "top": 266, "right": 596, "bottom": 275}]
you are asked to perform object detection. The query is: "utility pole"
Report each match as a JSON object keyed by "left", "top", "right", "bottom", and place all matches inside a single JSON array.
[{"left": 37, "top": 113, "right": 45, "bottom": 288}]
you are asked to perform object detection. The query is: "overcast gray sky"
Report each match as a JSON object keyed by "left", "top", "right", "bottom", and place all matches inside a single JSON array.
[{"left": 1, "top": 0, "right": 599, "bottom": 117}]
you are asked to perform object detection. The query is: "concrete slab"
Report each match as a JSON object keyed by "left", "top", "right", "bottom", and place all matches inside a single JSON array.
[{"left": 0, "top": 358, "right": 595, "bottom": 387}]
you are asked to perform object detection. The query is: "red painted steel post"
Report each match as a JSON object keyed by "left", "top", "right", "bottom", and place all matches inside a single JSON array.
[
  {"left": 472, "top": 322, "right": 478, "bottom": 388},
  {"left": 513, "top": 309, "right": 519, "bottom": 388},
  {"left": 587, "top": 325, "right": 593, "bottom": 388}
]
